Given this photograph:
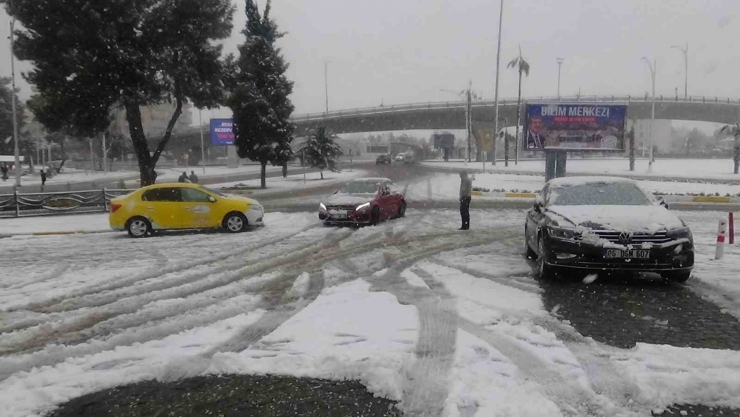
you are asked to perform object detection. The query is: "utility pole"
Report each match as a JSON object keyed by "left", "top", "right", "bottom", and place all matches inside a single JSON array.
[
  {"left": 466, "top": 83, "right": 472, "bottom": 163},
  {"left": 492, "top": 0, "right": 504, "bottom": 166},
  {"left": 89, "top": 138, "right": 94, "bottom": 172},
  {"left": 556, "top": 58, "right": 565, "bottom": 100},
  {"left": 199, "top": 108, "right": 206, "bottom": 174},
  {"left": 324, "top": 60, "right": 330, "bottom": 114},
  {"left": 671, "top": 43, "right": 688, "bottom": 99},
  {"left": 642, "top": 57, "right": 656, "bottom": 173},
  {"left": 10, "top": 16, "right": 21, "bottom": 186},
  {"left": 102, "top": 132, "right": 107, "bottom": 173}
]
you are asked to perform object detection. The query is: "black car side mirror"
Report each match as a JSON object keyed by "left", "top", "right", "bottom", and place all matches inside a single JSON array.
[
  {"left": 533, "top": 202, "right": 542, "bottom": 213},
  {"left": 658, "top": 197, "right": 669, "bottom": 209}
]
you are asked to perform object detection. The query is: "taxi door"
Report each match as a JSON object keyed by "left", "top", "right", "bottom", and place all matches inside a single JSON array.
[
  {"left": 180, "top": 187, "right": 220, "bottom": 228},
  {"left": 140, "top": 187, "right": 183, "bottom": 229}
]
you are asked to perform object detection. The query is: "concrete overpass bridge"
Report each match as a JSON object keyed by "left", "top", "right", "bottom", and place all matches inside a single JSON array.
[
  {"left": 290, "top": 94, "right": 740, "bottom": 136},
  {"left": 164, "top": 94, "right": 740, "bottom": 156}
]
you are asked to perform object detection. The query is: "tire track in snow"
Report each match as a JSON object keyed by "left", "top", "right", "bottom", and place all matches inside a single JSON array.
[
  {"left": 457, "top": 317, "right": 635, "bottom": 417},
  {"left": 3, "top": 223, "right": 431, "bottom": 355},
  {"left": 0, "top": 224, "right": 515, "bottom": 385},
  {"left": 5, "top": 262, "right": 70, "bottom": 291},
  {"left": 0, "top": 229, "right": 356, "bottom": 355},
  {"left": 427, "top": 258, "right": 542, "bottom": 294},
  {"left": 415, "top": 253, "right": 640, "bottom": 416},
  {"left": 205, "top": 272, "right": 326, "bottom": 356},
  {"left": 1, "top": 224, "right": 404, "bottom": 356},
  {"left": 203, "top": 226, "right": 512, "bottom": 374},
  {"left": 37, "top": 227, "right": 333, "bottom": 314},
  {"left": 18, "top": 224, "right": 322, "bottom": 314},
  {"left": 363, "top": 228, "right": 519, "bottom": 417}
]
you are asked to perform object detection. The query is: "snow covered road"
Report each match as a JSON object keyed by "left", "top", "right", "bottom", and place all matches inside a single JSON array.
[{"left": 1, "top": 207, "right": 740, "bottom": 417}]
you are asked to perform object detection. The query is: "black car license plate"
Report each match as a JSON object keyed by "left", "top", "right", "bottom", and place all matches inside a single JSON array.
[{"left": 605, "top": 249, "right": 650, "bottom": 259}]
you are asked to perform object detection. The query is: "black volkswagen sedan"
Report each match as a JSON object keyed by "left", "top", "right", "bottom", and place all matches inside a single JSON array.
[{"left": 524, "top": 177, "right": 694, "bottom": 282}]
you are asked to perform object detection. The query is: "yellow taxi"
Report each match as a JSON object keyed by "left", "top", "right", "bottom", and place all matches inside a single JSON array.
[{"left": 109, "top": 183, "right": 264, "bottom": 237}]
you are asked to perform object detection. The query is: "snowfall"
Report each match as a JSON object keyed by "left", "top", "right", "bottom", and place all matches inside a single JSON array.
[{"left": 1, "top": 202, "right": 739, "bottom": 417}]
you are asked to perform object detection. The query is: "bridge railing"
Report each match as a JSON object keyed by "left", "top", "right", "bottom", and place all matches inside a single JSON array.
[{"left": 291, "top": 95, "right": 740, "bottom": 122}]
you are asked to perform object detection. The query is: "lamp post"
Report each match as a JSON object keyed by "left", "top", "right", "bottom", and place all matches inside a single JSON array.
[
  {"left": 199, "top": 108, "right": 206, "bottom": 174},
  {"left": 671, "top": 43, "right": 688, "bottom": 99},
  {"left": 9, "top": 16, "right": 21, "bottom": 186},
  {"left": 324, "top": 60, "right": 330, "bottom": 114},
  {"left": 556, "top": 57, "right": 565, "bottom": 100},
  {"left": 492, "top": 0, "right": 504, "bottom": 167},
  {"left": 641, "top": 57, "right": 656, "bottom": 173}
]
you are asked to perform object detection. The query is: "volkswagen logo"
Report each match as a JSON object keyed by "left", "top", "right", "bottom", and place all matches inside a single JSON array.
[{"left": 618, "top": 232, "right": 633, "bottom": 244}]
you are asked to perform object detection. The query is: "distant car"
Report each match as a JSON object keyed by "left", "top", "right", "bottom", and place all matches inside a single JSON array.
[
  {"left": 394, "top": 154, "right": 405, "bottom": 162},
  {"left": 319, "top": 178, "right": 406, "bottom": 226},
  {"left": 109, "top": 183, "right": 264, "bottom": 237},
  {"left": 525, "top": 177, "right": 694, "bottom": 283},
  {"left": 376, "top": 154, "right": 392, "bottom": 165},
  {"left": 403, "top": 153, "right": 415, "bottom": 164}
]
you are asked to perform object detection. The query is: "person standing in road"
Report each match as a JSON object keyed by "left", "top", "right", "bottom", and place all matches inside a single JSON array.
[
  {"left": 40, "top": 169, "right": 47, "bottom": 187},
  {"left": 1, "top": 163, "right": 8, "bottom": 181},
  {"left": 459, "top": 171, "right": 475, "bottom": 230},
  {"left": 178, "top": 171, "right": 190, "bottom": 183},
  {"left": 189, "top": 170, "right": 199, "bottom": 184}
]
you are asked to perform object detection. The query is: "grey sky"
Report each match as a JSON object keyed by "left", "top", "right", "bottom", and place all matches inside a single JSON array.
[{"left": 1, "top": 0, "right": 738, "bottom": 119}]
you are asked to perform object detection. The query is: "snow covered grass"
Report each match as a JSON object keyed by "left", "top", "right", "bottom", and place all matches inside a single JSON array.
[
  {"left": 404, "top": 171, "right": 740, "bottom": 202},
  {"left": 423, "top": 158, "right": 740, "bottom": 181},
  {"left": 208, "top": 169, "right": 367, "bottom": 194},
  {"left": 10, "top": 168, "right": 134, "bottom": 187}
]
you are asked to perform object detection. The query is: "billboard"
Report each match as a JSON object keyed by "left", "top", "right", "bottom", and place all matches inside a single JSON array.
[
  {"left": 522, "top": 103, "right": 627, "bottom": 151},
  {"left": 210, "top": 118, "right": 235, "bottom": 146},
  {"left": 432, "top": 133, "right": 455, "bottom": 149}
]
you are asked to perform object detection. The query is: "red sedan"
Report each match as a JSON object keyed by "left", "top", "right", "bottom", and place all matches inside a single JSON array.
[{"left": 319, "top": 178, "right": 406, "bottom": 225}]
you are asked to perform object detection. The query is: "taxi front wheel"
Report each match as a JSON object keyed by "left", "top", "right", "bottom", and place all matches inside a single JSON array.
[{"left": 224, "top": 212, "right": 248, "bottom": 233}]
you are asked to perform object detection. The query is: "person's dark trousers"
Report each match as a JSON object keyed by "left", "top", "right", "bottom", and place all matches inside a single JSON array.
[{"left": 459, "top": 196, "right": 471, "bottom": 230}]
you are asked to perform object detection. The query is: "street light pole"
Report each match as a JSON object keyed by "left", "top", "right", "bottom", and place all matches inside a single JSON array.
[
  {"left": 492, "top": 0, "right": 504, "bottom": 167},
  {"left": 324, "top": 60, "right": 330, "bottom": 114},
  {"left": 642, "top": 57, "right": 656, "bottom": 173},
  {"left": 199, "top": 109, "right": 206, "bottom": 175},
  {"left": 556, "top": 57, "right": 565, "bottom": 100},
  {"left": 9, "top": 17, "right": 21, "bottom": 186},
  {"left": 671, "top": 43, "right": 688, "bottom": 99}
]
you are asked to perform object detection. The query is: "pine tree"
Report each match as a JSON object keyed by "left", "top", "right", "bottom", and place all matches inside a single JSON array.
[
  {"left": 304, "top": 126, "right": 343, "bottom": 179},
  {"left": 227, "top": 0, "right": 295, "bottom": 189},
  {"left": 5, "top": 0, "right": 235, "bottom": 186}
]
